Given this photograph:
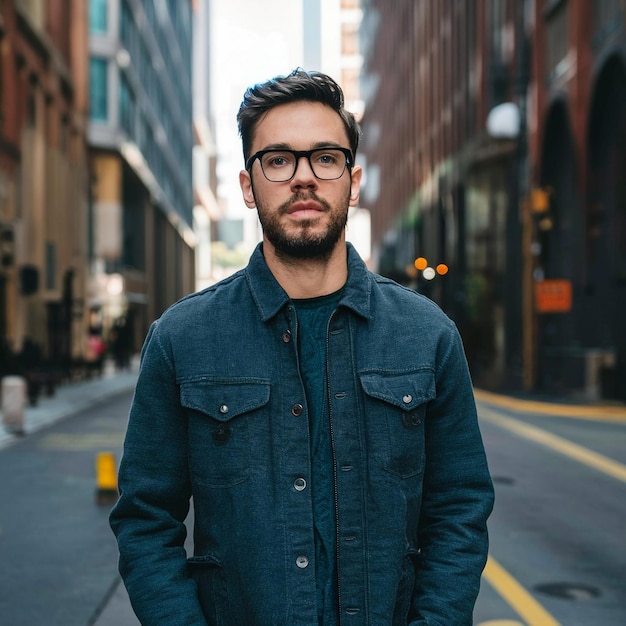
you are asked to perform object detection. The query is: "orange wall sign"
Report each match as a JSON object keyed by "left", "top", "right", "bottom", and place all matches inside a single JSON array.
[{"left": 535, "top": 279, "right": 573, "bottom": 313}]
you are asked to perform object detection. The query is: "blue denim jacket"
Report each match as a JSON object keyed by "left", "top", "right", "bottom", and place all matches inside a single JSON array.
[{"left": 110, "top": 243, "right": 494, "bottom": 626}]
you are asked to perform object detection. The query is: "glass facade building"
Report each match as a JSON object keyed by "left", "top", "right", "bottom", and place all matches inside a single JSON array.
[{"left": 88, "top": 0, "right": 195, "bottom": 350}]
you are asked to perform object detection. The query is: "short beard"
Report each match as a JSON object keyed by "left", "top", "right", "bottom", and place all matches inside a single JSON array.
[{"left": 256, "top": 190, "right": 349, "bottom": 261}]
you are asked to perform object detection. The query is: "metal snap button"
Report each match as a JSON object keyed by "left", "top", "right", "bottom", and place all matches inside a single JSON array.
[
  {"left": 295, "top": 555, "right": 309, "bottom": 568},
  {"left": 294, "top": 478, "right": 307, "bottom": 491},
  {"left": 282, "top": 330, "right": 292, "bottom": 343},
  {"left": 402, "top": 394, "right": 412, "bottom": 404},
  {"left": 291, "top": 403, "right": 304, "bottom": 416},
  {"left": 219, "top": 404, "right": 229, "bottom": 414}
]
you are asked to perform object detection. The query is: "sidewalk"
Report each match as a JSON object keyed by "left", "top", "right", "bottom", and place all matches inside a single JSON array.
[{"left": 0, "top": 358, "right": 139, "bottom": 450}]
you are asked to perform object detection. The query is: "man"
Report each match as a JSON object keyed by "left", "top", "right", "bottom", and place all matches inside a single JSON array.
[{"left": 110, "top": 69, "right": 494, "bottom": 625}]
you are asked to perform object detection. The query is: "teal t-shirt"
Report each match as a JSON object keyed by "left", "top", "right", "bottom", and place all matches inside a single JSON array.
[{"left": 293, "top": 288, "right": 343, "bottom": 625}]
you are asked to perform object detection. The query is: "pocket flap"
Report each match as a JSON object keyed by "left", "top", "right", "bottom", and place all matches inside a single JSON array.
[
  {"left": 180, "top": 378, "right": 270, "bottom": 421},
  {"left": 359, "top": 370, "right": 435, "bottom": 410}
]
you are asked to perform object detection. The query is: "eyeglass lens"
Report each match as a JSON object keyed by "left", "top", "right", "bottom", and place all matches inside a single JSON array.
[{"left": 260, "top": 149, "right": 348, "bottom": 181}]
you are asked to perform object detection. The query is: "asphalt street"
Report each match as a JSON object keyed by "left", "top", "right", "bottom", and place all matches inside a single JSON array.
[
  {"left": 0, "top": 364, "right": 139, "bottom": 626},
  {"left": 474, "top": 391, "right": 626, "bottom": 625},
  {"left": 1, "top": 365, "right": 625, "bottom": 625}
]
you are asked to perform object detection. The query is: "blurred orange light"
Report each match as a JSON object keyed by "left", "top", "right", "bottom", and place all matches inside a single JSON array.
[
  {"left": 414, "top": 257, "right": 428, "bottom": 271},
  {"left": 406, "top": 264, "right": 419, "bottom": 279},
  {"left": 436, "top": 264, "right": 449, "bottom": 275}
]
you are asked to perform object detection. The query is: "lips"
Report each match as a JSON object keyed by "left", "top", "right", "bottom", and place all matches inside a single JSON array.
[{"left": 286, "top": 199, "right": 324, "bottom": 215}]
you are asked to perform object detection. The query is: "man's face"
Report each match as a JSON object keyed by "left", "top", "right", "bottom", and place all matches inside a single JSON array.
[{"left": 239, "top": 101, "right": 362, "bottom": 260}]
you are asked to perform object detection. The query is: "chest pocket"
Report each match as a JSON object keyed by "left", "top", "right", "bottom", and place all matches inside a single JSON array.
[
  {"left": 180, "top": 378, "right": 270, "bottom": 488},
  {"left": 359, "top": 370, "right": 435, "bottom": 479}
]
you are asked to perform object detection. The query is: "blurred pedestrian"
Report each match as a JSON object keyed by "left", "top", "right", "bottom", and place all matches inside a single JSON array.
[
  {"left": 110, "top": 69, "right": 494, "bottom": 625},
  {"left": 86, "top": 332, "right": 106, "bottom": 376},
  {"left": 18, "top": 337, "right": 45, "bottom": 404},
  {"left": 19, "top": 336, "right": 42, "bottom": 371},
  {"left": 111, "top": 317, "right": 131, "bottom": 371}
]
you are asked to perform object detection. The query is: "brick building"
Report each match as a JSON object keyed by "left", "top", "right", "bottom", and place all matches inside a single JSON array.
[
  {"left": 0, "top": 0, "right": 90, "bottom": 373},
  {"left": 359, "top": 0, "right": 626, "bottom": 399}
]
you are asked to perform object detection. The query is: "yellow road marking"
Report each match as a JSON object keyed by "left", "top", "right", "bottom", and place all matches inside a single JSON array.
[
  {"left": 475, "top": 388, "right": 626, "bottom": 422},
  {"left": 480, "top": 407, "right": 626, "bottom": 483},
  {"left": 482, "top": 555, "right": 561, "bottom": 626},
  {"left": 40, "top": 433, "right": 125, "bottom": 450}
]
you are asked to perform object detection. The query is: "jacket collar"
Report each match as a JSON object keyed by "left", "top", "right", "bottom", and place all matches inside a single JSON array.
[{"left": 244, "top": 242, "right": 373, "bottom": 322}]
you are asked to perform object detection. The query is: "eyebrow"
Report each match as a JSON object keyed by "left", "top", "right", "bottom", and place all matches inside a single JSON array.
[{"left": 257, "top": 141, "right": 345, "bottom": 152}]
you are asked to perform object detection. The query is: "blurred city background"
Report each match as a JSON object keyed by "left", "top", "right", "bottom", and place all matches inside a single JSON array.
[
  {"left": 0, "top": 1, "right": 625, "bottom": 625},
  {"left": 0, "top": 0, "right": 624, "bottom": 403}
]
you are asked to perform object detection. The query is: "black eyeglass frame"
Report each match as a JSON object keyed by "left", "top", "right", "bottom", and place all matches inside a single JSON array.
[{"left": 245, "top": 146, "right": 354, "bottom": 182}]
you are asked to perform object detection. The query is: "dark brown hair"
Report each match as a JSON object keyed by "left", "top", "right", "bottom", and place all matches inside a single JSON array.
[{"left": 237, "top": 68, "right": 361, "bottom": 163}]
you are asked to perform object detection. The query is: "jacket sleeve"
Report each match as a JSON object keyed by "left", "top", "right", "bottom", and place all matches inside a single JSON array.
[
  {"left": 411, "top": 324, "right": 495, "bottom": 626},
  {"left": 109, "top": 321, "right": 208, "bottom": 626}
]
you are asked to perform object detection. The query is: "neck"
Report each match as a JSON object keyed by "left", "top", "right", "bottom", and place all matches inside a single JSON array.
[{"left": 263, "top": 240, "right": 348, "bottom": 299}]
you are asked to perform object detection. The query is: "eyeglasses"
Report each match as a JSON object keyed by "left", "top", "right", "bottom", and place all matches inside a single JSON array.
[{"left": 246, "top": 147, "right": 353, "bottom": 182}]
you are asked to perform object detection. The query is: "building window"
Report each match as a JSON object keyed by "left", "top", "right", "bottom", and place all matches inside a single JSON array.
[
  {"left": 90, "top": 58, "right": 108, "bottom": 121},
  {"left": 90, "top": 0, "right": 108, "bottom": 33},
  {"left": 45, "top": 242, "right": 57, "bottom": 290},
  {"left": 21, "top": 0, "right": 45, "bottom": 29},
  {"left": 546, "top": 0, "right": 569, "bottom": 80},
  {"left": 120, "top": 1, "right": 133, "bottom": 44},
  {"left": 60, "top": 115, "right": 70, "bottom": 153},
  {"left": 119, "top": 73, "right": 135, "bottom": 136},
  {"left": 592, "top": 0, "right": 625, "bottom": 45},
  {"left": 27, "top": 92, "right": 37, "bottom": 127}
]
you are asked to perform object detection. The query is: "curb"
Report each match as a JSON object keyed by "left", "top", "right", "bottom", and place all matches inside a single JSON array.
[
  {"left": 0, "top": 360, "right": 138, "bottom": 450},
  {"left": 474, "top": 388, "right": 626, "bottom": 421}
]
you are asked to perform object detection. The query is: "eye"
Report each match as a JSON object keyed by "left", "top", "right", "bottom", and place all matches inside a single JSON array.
[
  {"left": 314, "top": 151, "right": 340, "bottom": 165},
  {"left": 262, "top": 152, "right": 294, "bottom": 169}
]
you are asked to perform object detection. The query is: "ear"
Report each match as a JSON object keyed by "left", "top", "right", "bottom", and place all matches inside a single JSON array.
[
  {"left": 349, "top": 165, "right": 362, "bottom": 207},
  {"left": 239, "top": 170, "right": 257, "bottom": 209}
]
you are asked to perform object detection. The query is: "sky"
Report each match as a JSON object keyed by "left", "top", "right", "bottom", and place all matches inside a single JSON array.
[{"left": 210, "top": 0, "right": 304, "bottom": 222}]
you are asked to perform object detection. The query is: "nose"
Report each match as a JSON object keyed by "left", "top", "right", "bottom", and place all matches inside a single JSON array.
[{"left": 290, "top": 155, "right": 317, "bottom": 189}]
